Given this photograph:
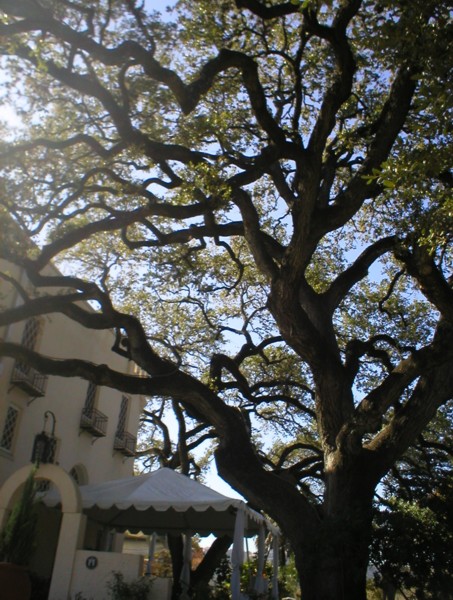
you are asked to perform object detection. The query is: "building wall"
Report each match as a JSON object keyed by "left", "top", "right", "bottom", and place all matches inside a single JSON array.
[
  {"left": 70, "top": 550, "right": 145, "bottom": 600},
  {"left": 0, "top": 258, "right": 145, "bottom": 487}
]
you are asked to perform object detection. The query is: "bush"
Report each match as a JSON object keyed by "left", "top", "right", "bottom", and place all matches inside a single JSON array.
[
  {"left": 106, "top": 571, "right": 152, "bottom": 600},
  {"left": 0, "top": 469, "right": 38, "bottom": 565}
]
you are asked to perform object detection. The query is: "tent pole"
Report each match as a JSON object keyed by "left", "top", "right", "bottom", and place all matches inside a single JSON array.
[
  {"left": 146, "top": 532, "right": 157, "bottom": 576},
  {"left": 180, "top": 532, "right": 192, "bottom": 600},
  {"left": 231, "top": 508, "right": 245, "bottom": 600},
  {"left": 254, "top": 523, "right": 266, "bottom": 595},
  {"left": 271, "top": 533, "right": 279, "bottom": 599}
]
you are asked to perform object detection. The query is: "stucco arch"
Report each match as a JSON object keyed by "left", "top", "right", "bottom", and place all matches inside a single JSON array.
[
  {"left": 0, "top": 464, "right": 86, "bottom": 600},
  {"left": 0, "top": 463, "right": 81, "bottom": 519}
]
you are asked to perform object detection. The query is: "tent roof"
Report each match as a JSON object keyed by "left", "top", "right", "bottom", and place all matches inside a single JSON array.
[{"left": 43, "top": 468, "right": 278, "bottom": 537}]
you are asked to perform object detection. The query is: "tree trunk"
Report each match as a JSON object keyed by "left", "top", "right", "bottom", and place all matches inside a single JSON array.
[
  {"left": 191, "top": 534, "right": 232, "bottom": 591},
  {"left": 290, "top": 460, "right": 375, "bottom": 600},
  {"left": 216, "top": 425, "right": 378, "bottom": 600},
  {"left": 295, "top": 528, "right": 370, "bottom": 600},
  {"left": 291, "top": 512, "right": 372, "bottom": 600},
  {"left": 167, "top": 534, "right": 183, "bottom": 600}
]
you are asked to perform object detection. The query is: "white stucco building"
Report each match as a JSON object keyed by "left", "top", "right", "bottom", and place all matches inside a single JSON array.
[
  {"left": 0, "top": 257, "right": 146, "bottom": 598},
  {"left": 0, "top": 253, "right": 278, "bottom": 600}
]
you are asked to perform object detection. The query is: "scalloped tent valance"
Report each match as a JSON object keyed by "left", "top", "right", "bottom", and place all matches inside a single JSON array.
[{"left": 42, "top": 467, "right": 278, "bottom": 537}]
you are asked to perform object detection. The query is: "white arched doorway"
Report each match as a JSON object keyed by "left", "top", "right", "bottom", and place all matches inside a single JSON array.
[{"left": 0, "top": 464, "right": 86, "bottom": 600}]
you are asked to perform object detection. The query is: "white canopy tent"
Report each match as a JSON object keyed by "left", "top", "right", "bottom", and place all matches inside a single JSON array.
[{"left": 43, "top": 467, "right": 279, "bottom": 599}]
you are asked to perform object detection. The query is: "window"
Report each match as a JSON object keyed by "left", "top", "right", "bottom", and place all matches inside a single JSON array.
[
  {"left": 0, "top": 405, "right": 20, "bottom": 452},
  {"left": 116, "top": 396, "right": 129, "bottom": 437},
  {"left": 10, "top": 318, "right": 48, "bottom": 396},
  {"left": 80, "top": 383, "right": 108, "bottom": 437},
  {"left": 22, "top": 317, "right": 41, "bottom": 351},
  {"left": 69, "top": 467, "right": 80, "bottom": 484},
  {"left": 16, "top": 318, "right": 41, "bottom": 375},
  {"left": 70, "top": 464, "right": 88, "bottom": 485},
  {"left": 114, "top": 396, "right": 136, "bottom": 457},
  {"left": 84, "top": 382, "right": 97, "bottom": 413}
]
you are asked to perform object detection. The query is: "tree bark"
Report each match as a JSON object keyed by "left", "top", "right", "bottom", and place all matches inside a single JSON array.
[
  {"left": 291, "top": 461, "right": 375, "bottom": 600},
  {"left": 191, "top": 535, "right": 232, "bottom": 592},
  {"left": 167, "top": 534, "right": 183, "bottom": 600}
]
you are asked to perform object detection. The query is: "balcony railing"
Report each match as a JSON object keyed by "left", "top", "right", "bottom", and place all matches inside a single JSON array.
[
  {"left": 114, "top": 431, "right": 136, "bottom": 457},
  {"left": 10, "top": 362, "right": 48, "bottom": 397},
  {"left": 80, "top": 407, "right": 108, "bottom": 437}
]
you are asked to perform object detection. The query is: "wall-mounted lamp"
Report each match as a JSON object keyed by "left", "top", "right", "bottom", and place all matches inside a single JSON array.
[{"left": 31, "top": 410, "right": 57, "bottom": 465}]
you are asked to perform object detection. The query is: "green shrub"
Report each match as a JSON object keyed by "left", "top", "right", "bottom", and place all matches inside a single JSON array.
[
  {"left": 106, "top": 571, "right": 152, "bottom": 600},
  {"left": 0, "top": 469, "right": 38, "bottom": 566}
]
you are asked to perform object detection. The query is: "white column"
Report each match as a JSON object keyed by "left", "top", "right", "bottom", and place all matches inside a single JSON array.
[
  {"left": 48, "top": 512, "right": 87, "bottom": 600},
  {"left": 231, "top": 508, "right": 245, "bottom": 600}
]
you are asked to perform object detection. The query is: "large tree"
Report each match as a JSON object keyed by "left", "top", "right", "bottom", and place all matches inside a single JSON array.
[{"left": 0, "top": 1, "right": 451, "bottom": 598}]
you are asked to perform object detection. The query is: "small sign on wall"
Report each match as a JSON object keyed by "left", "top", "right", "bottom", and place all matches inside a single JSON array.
[
  {"left": 85, "top": 556, "right": 98, "bottom": 570},
  {"left": 72, "top": 549, "right": 143, "bottom": 599}
]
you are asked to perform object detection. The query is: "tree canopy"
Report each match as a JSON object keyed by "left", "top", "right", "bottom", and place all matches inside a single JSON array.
[{"left": 0, "top": 1, "right": 451, "bottom": 598}]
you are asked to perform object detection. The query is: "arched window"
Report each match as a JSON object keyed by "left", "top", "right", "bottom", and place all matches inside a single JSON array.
[{"left": 69, "top": 464, "right": 88, "bottom": 485}]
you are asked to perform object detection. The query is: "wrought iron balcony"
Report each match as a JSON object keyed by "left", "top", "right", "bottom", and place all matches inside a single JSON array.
[
  {"left": 80, "top": 407, "right": 108, "bottom": 437},
  {"left": 10, "top": 362, "right": 48, "bottom": 397},
  {"left": 114, "top": 431, "right": 136, "bottom": 457}
]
